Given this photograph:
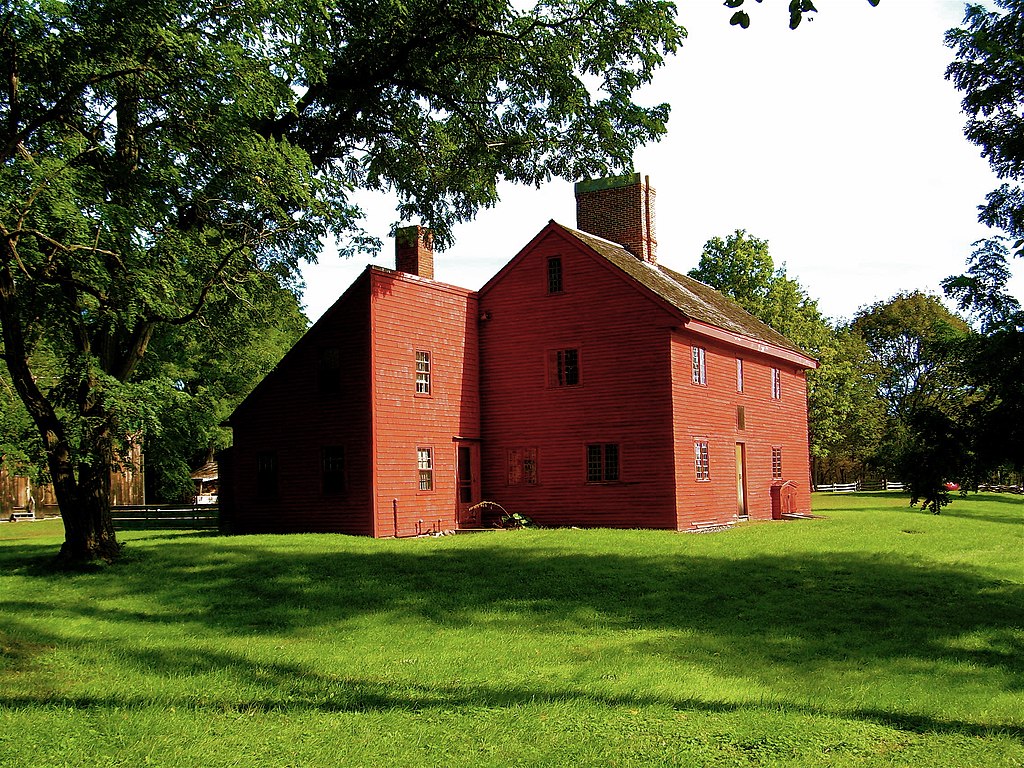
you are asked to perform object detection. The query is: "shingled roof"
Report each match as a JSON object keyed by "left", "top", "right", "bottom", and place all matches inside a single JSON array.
[{"left": 559, "top": 224, "right": 811, "bottom": 359}]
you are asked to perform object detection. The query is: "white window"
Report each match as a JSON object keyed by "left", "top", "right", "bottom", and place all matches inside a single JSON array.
[
  {"left": 417, "top": 447, "right": 433, "bottom": 491},
  {"left": 694, "top": 440, "right": 710, "bottom": 481},
  {"left": 736, "top": 358, "right": 744, "bottom": 393},
  {"left": 692, "top": 346, "right": 707, "bottom": 385},
  {"left": 416, "top": 351, "right": 431, "bottom": 394},
  {"left": 771, "top": 367, "right": 782, "bottom": 400}
]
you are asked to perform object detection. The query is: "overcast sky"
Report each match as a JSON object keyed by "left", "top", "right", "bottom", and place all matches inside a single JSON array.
[{"left": 300, "top": 0, "right": 1018, "bottom": 325}]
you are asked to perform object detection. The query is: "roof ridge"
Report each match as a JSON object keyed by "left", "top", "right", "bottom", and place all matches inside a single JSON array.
[{"left": 558, "top": 225, "right": 813, "bottom": 362}]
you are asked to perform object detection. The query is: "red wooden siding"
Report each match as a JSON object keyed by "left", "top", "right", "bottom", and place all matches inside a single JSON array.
[
  {"left": 479, "top": 227, "right": 680, "bottom": 529},
  {"left": 226, "top": 272, "right": 375, "bottom": 534},
  {"left": 671, "top": 331, "right": 812, "bottom": 527},
  {"left": 369, "top": 270, "right": 479, "bottom": 536}
]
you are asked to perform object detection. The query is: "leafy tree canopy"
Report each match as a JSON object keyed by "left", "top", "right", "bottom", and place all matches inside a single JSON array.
[
  {"left": 945, "top": 0, "right": 1023, "bottom": 330},
  {"left": 1, "top": 0, "right": 691, "bottom": 561},
  {"left": 851, "top": 292, "right": 972, "bottom": 420}
]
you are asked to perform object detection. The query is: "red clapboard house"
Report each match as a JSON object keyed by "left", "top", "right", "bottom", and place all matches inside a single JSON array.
[{"left": 220, "top": 174, "right": 817, "bottom": 536}]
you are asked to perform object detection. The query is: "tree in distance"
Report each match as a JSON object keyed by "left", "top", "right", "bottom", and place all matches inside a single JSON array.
[{"left": 851, "top": 292, "right": 974, "bottom": 513}]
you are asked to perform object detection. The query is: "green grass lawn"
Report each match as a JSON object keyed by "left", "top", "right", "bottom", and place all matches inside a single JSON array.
[{"left": 1, "top": 492, "right": 1021, "bottom": 767}]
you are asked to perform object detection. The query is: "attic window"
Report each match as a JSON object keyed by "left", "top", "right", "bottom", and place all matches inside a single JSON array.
[
  {"left": 771, "top": 368, "right": 782, "bottom": 400},
  {"left": 736, "top": 358, "right": 744, "bottom": 393},
  {"left": 547, "top": 257, "right": 563, "bottom": 294},
  {"left": 318, "top": 348, "right": 341, "bottom": 395}
]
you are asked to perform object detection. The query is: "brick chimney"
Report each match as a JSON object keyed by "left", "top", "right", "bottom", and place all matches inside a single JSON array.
[
  {"left": 395, "top": 225, "right": 434, "bottom": 279},
  {"left": 575, "top": 173, "right": 657, "bottom": 264}
]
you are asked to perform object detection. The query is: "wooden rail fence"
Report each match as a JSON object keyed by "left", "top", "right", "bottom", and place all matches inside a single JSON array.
[
  {"left": 814, "top": 480, "right": 904, "bottom": 493},
  {"left": 112, "top": 504, "right": 219, "bottom": 530}
]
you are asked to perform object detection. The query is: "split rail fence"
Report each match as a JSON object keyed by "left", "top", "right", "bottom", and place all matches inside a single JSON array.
[{"left": 814, "top": 480, "right": 904, "bottom": 493}]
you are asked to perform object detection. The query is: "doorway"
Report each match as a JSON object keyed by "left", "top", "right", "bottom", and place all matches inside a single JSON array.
[
  {"left": 735, "top": 443, "right": 748, "bottom": 518},
  {"left": 456, "top": 443, "right": 481, "bottom": 527}
]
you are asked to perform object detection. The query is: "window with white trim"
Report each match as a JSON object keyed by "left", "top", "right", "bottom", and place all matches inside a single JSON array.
[
  {"left": 417, "top": 447, "right": 433, "bottom": 491},
  {"left": 694, "top": 440, "right": 710, "bottom": 481},
  {"left": 415, "top": 351, "right": 431, "bottom": 394},
  {"left": 736, "top": 358, "right": 744, "bottom": 393},
  {"left": 692, "top": 346, "right": 707, "bottom": 385},
  {"left": 771, "top": 367, "right": 782, "bottom": 399}
]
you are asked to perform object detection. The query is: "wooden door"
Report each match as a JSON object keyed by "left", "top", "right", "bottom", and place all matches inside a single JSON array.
[
  {"left": 456, "top": 443, "right": 481, "bottom": 527},
  {"left": 735, "top": 443, "right": 748, "bottom": 518}
]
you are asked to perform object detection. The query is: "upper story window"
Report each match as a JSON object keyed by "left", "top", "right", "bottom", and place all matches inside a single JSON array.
[
  {"left": 415, "top": 351, "right": 431, "bottom": 395},
  {"left": 321, "top": 446, "right": 346, "bottom": 494},
  {"left": 549, "top": 348, "right": 580, "bottom": 387},
  {"left": 694, "top": 440, "right": 710, "bottom": 481},
  {"left": 692, "top": 346, "right": 707, "bottom": 385},
  {"left": 318, "top": 348, "right": 341, "bottom": 395},
  {"left": 772, "top": 447, "right": 783, "bottom": 479},
  {"left": 256, "top": 451, "right": 278, "bottom": 498},
  {"left": 547, "top": 257, "right": 563, "bottom": 294},
  {"left": 771, "top": 367, "right": 782, "bottom": 400},
  {"left": 586, "top": 443, "right": 619, "bottom": 483},
  {"left": 417, "top": 447, "right": 433, "bottom": 491},
  {"left": 736, "top": 358, "right": 744, "bottom": 393}
]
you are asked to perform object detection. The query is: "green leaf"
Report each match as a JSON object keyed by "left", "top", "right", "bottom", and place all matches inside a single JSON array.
[{"left": 730, "top": 10, "right": 751, "bottom": 28}]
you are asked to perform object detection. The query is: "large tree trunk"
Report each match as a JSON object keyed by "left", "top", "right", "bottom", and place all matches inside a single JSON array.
[{"left": 51, "top": 441, "right": 120, "bottom": 564}]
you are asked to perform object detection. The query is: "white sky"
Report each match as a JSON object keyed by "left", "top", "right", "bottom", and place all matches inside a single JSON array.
[{"left": 301, "top": 0, "right": 1019, "bottom": 325}]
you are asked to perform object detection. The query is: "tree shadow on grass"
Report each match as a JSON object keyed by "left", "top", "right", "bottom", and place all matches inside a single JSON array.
[
  {"left": 0, "top": 642, "right": 1020, "bottom": 741},
  {"left": 1, "top": 533, "right": 1022, "bottom": 738}
]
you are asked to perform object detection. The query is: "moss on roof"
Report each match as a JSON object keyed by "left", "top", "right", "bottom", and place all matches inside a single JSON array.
[{"left": 560, "top": 225, "right": 809, "bottom": 358}]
